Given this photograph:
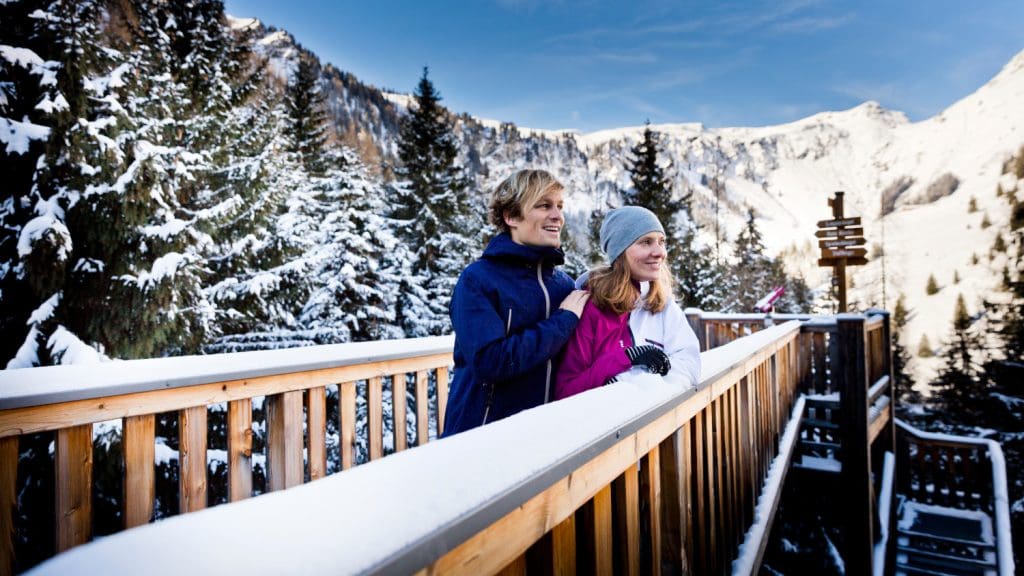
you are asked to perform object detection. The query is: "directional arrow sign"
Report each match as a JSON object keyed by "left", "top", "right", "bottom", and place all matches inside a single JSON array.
[
  {"left": 815, "top": 227, "right": 864, "bottom": 239},
  {"left": 816, "top": 216, "right": 862, "bottom": 228},
  {"left": 819, "top": 257, "right": 869, "bottom": 267},
  {"left": 821, "top": 247, "right": 867, "bottom": 259},
  {"left": 819, "top": 238, "right": 866, "bottom": 249}
]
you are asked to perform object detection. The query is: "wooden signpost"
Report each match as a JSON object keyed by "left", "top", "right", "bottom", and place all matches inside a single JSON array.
[{"left": 817, "top": 191, "right": 868, "bottom": 311}]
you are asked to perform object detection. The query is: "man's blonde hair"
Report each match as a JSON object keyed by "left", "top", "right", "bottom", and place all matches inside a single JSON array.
[{"left": 489, "top": 170, "right": 564, "bottom": 233}]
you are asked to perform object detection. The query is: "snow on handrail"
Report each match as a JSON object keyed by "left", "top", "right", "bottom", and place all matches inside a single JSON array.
[
  {"left": 0, "top": 336, "right": 455, "bottom": 410},
  {"left": 895, "top": 419, "right": 1015, "bottom": 576},
  {"left": 28, "top": 323, "right": 802, "bottom": 576}
]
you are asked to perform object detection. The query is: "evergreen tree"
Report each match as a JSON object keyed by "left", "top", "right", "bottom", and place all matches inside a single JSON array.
[
  {"left": 930, "top": 295, "right": 992, "bottom": 424},
  {"left": 0, "top": 0, "right": 74, "bottom": 364},
  {"left": 586, "top": 208, "right": 606, "bottom": 267},
  {"left": 286, "top": 55, "right": 328, "bottom": 174},
  {"left": 918, "top": 333, "right": 933, "bottom": 358},
  {"left": 728, "top": 207, "right": 775, "bottom": 311},
  {"left": 925, "top": 274, "right": 939, "bottom": 295},
  {"left": 623, "top": 122, "right": 680, "bottom": 217},
  {"left": 891, "top": 294, "right": 921, "bottom": 410},
  {"left": 391, "top": 67, "right": 477, "bottom": 336}
]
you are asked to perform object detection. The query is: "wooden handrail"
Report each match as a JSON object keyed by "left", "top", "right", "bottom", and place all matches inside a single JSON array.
[
  {"left": 27, "top": 322, "right": 804, "bottom": 575},
  {"left": 0, "top": 337, "right": 454, "bottom": 573}
]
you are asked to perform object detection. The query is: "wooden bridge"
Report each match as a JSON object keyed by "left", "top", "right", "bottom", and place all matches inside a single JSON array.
[{"left": 0, "top": 311, "right": 1013, "bottom": 575}]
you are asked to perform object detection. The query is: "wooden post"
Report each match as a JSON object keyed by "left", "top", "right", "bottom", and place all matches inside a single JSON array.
[
  {"left": 227, "top": 399, "right": 253, "bottom": 501},
  {"left": 393, "top": 373, "right": 408, "bottom": 452},
  {"left": 1, "top": 436, "right": 17, "bottom": 575},
  {"left": 836, "top": 315, "right": 873, "bottom": 574},
  {"left": 613, "top": 463, "right": 640, "bottom": 576},
  {"left": 415, "top": 370, "right": 429, "bottom": 445},
  {"left": 55, "top": 425, "right": 92, "bottom": 552},
  {"left": 658, "top": 430, "right": 686, "bottom": 574},
  {"left": 340, "top": 382, "right": 357, "bottom": 470},
  {"left": 368, "top": 377, "right": 383, "bottom": 461},
  {"left": 831, "top": 192, "right": 849, "bottom": 312},
  {"left": 684, "top": 309, "right": 706, "bottom": 352},
  {"left": 123, "top": 414, "right": 155, "bottom": 527},
  {"left": 306, "top": 387, "right": 327, "bottom": 480},
  {"left": 267, "top": 391, "right": 303, "bottom": 490},
  {"left": 178, "top": 406, "right": 207, "bottom": 513}
]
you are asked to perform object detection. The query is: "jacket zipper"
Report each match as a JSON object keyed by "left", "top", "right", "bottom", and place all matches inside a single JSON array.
[
  {"left": 537, "top": 262, "right": 553, "bottom": 403},
  {"left": 482, "top": 307, "right": 515, "bottom": 426}
]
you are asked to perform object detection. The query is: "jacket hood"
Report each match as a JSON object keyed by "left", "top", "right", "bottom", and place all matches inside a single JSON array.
[{"left": 483, "top": 232, "right": 566, "bottom": 266}]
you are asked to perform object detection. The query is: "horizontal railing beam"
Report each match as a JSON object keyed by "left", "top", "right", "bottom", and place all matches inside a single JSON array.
[
  {"left": 0, "top": 352, "right": 453, "bottom": 438},
  {"left": 0, "top": 336, "right": 454, "bottom": 410}
]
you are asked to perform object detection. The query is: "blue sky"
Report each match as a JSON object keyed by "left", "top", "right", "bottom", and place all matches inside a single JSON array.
[{"left": 224, "top": 0, "right": 1024, "bottom": 132}]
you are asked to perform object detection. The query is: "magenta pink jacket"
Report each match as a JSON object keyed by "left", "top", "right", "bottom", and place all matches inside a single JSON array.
[{"left": 553, "top": 300, "right": 634, "bottom": 400}]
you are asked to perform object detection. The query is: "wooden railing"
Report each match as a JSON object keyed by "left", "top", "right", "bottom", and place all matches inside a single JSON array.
[
  {"left": 689, "top": 309, "right": 896, "bottom": 574},
  {"left": 25, "top": 321, "right": 804, "bottom": 576},
  {"left": 894, "top": 419, "right": 1014, "bottom": 575},
  {"left": 0, "top": 337, "right": 454, "bottom": 574}
]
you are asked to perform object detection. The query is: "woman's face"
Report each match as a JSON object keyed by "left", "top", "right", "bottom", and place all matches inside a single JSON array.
[
  {"left": 505, "top": 188, "right": 565, "bottom": 248},
  {"left": 625, "top": 232, "right": 667, "bottom": 282}
]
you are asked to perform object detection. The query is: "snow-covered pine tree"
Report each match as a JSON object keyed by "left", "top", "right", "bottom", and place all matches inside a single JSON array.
[
  {"left": 727, "top": 207, "right": 774, "bottom": 312},
  {"left": 930, "top": 294, "right": 991, "bottom": 424},
  {"left": 286, "top": 55, "right": 328, "bottom": 175},
  {"left": 0, "top": 0, "right": 71, "bottom": 364},
  {"left": 391, "top": 67, "right": 477, "bottom": 337},
  {"left": 295, "top": 148, "right": 404, "bottom": 343},
  {"left": 891, "top": 293, "right": 922, "bottom": 412}
]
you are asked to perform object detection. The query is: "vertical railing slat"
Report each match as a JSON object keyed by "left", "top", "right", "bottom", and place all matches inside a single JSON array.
[
  {"left": 1, "top": 436, "right": 18, "bottom": 575},
  {"left": 227, "top": 398, "right": 252, "bottom": 501},
  {"left": 613, "top": 464, "right": 640, "bottom": 576},
  {"left": 393, "top": 373, "right": 408, "bottom": 452},
  {"left": 368, "top": 377, "right": 383, "bottom": 461},
  {"left": 267, "top": 391, "right": 303, "bottom": 491},
  {"left": 179, "top": 406, "right": 207, "bottom": 513},
  {"left": 307, "top": 387, "right": 327, "bottom": 480},
  {"left": 436, "top": 366, "right": 449, "bottom": 438},
  {"left": 550, "top": 514, "right": 576, "bottom": 575},
  {"left": 643, "top": 446, "right": 662, "bottom": 576},
  {"left": 416, "top": 370, "right": 429, "bottom": 445},
  {"left": 123, "top": 414, "right": 155, "bottom": 528},
  {"left": 55, "top": 425, "right": 92, "bottom": 552},
  {"left": 658, "top": 430, "right": 685, "bottom": 574},
  {"left": 340, "top": 382, "right": 356, "bottom": 470}
]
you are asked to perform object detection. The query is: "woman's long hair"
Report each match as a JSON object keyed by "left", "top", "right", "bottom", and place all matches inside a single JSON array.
[{"left": 588, "top": 256, "right": 675, "bottom": 315}]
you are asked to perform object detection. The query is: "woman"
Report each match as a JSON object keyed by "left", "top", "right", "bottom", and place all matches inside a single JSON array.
[
  {"left": 442, "top": 170, "right": 590, "bottom": 436},
  {"left": 554, "top": 206, "right": 701, "bottom": 400}
]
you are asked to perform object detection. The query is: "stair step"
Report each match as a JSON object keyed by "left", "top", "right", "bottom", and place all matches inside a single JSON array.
[
  {"left": 801, "top": 417, "right": 840, "bottom": 430},
  {"left": 792, "top": 454, "right": 841, "bottom": 473},
  {"left": 898, "top": 528, "right": 997, "bottom": 549},
  {"left": 798, "top": 440, "right": 841, "bottom": 451},
  {"left": 897, "top": 544, "right": 997, "bottom": 574}
]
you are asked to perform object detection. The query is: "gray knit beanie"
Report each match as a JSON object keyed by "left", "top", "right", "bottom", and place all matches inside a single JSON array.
[{"left": 600, "top": 206, "right": 665, "bottom": 263}]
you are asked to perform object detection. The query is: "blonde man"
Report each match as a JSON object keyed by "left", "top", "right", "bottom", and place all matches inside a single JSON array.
[{"left": 443, "top": 170, "right": 589, "bottom": 436}]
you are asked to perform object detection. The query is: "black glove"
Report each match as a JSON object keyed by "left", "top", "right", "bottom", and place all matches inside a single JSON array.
[{"left": 624, "top": 345, "right": 671, "bottom": 376}]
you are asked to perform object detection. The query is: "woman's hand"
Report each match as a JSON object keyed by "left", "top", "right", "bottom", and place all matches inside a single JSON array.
[
  {"left": 624, "top": 345, "right": 671, "bottom": 376},
  {"left": 558, "top": 290, "right": 590, "bottom": 318}
]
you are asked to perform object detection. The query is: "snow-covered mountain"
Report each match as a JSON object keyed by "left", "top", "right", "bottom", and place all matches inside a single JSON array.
[{"left": 244, "top": 17, "right": 1023, "bottom": 381}]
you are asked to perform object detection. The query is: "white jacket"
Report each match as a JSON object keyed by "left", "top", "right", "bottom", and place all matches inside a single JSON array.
[{"left": 576, "top": 274, "right": 702, "bottom": 388}]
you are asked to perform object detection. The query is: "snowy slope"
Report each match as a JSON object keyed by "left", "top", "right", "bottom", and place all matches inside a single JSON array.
[{"left": 239, "top": 17, "right": 1022, "bottom": 383}]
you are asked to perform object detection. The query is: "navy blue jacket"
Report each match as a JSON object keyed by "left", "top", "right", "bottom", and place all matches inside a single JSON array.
[{"left": 442, "top": 233, "right": 578, "bottom": 436}]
